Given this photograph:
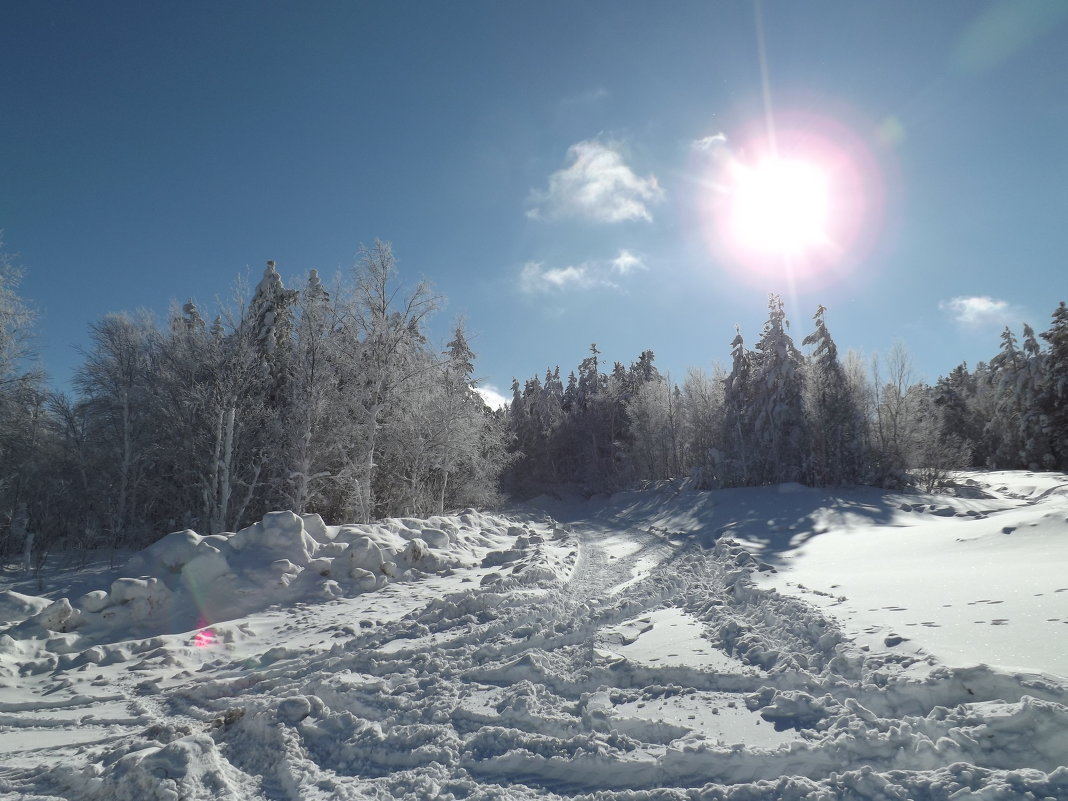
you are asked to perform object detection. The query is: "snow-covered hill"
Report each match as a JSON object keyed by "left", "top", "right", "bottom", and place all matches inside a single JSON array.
[{"left": 1, "top": 471, "right": 1066, "bottom": 800}]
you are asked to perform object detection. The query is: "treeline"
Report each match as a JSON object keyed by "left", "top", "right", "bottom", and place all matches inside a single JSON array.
[
  {"left": 929, "top": 305, "right": 1068, "bottom": 471},
  {"left": 505, "top": 295, "right": 1068, "bottom": 496},
  {"left": 3, "top": 235, "right": 1068, "bottom": 561},
  {"left": 0, "top": 243, "right": 507, "bottom": 561}
]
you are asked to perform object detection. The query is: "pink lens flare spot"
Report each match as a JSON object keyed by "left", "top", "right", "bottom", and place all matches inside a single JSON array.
[{"left": 194, "top": 628, "right": 217, "bottom": 648}]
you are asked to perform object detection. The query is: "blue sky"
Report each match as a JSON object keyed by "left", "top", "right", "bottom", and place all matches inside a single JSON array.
[{"left": 3, "top": 2, "right": 1067, "bottom": 403}]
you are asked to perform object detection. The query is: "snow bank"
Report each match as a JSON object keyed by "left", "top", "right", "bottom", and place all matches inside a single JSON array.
[{"left": 0, "top": 508, "right": 570, "bottom": 669}]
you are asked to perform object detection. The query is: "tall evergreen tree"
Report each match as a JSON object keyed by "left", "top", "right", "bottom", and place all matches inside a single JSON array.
[
  {"left": 1040, "top": 301, "right": 1068, "bottom": 467},
  {"left": 750, "top": 295, "right": 806, "bottom": 484},
  {"left": 720, "top": 326, "right": 755, "bottom": 485},
  {"left": 802, "top": 305, "right": 866, "bottom": 484}
]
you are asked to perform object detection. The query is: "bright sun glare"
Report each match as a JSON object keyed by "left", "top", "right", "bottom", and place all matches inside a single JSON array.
[
  {"left": 729, "top": 157, "right": 831, "bottom": 256},
  {"left": 702, "top": 115, "right": 882, "bottom": 287}
]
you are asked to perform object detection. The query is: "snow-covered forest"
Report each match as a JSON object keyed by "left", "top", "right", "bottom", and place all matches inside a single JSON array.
[
  {"left": 0, "top": 243, "right": 511, "bottom": 563},
  {"left": 507, "top": 295, "right": 1068, "bottom": 495},
  {"left": 1, "top": 242, "right": 1067, "bottom": 562}
]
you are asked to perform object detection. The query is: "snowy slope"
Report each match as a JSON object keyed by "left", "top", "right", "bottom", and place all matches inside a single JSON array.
[{"left": 0, "top": 472, "right": 1066, "bottom": 800}]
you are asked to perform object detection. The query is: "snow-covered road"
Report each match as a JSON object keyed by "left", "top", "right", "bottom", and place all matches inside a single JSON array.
[{"left": 2, "top": 473, "right": 1067, "bottom": 799}]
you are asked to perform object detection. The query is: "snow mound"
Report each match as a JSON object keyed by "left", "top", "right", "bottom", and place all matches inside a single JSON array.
[
  {"left": 0, "top": 590, "right": 50, "bottom": 625},
  {"left": 0, "top": 509, "right": 571, "bottom": 664}
]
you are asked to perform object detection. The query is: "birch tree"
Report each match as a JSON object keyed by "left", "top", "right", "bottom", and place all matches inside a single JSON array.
[
  {"left": 340, "top": 241, "right": 439, "bottom": 522},
  {"left": 74, "top": 312, "right": 156, "bottom": 543}
]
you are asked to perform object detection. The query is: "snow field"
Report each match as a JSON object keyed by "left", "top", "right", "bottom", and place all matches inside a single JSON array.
[{"left": 0, "top": 471, "right": 1065, "bottom": 799}]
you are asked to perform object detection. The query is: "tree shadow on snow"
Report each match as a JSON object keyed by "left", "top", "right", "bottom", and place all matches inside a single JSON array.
[{"left": 535, "top": 482, "right": 905, "bottom": 569}]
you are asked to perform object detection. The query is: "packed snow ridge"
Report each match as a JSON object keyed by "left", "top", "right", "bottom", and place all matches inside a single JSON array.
[{"left": 1, "top": 470, "right": 1067, "bottom": 800}]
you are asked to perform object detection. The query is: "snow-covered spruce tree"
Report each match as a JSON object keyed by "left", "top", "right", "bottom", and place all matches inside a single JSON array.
[
  {"left": 530, "top": 368, "right": 566, "bottom": 487},
  {"left": 718, "top": 326, "right": 756, "bottom": 486},
  {"left": 504, "top": 347, "right": 666, "bottom": 497},
  {"left": 429, "top": 322, "right": 508, "bottom": 512},
  {"left": 909, "top": 382, "right": 969, "bottom": 491},
  {"left": 1040, "top": 300, "right": 1068, "bottom": 468},
  {"left": 583, "top": 350, "right": 665, "bottom": 490},
  {"left": 502, "top": 375, "right": 537, "bottom": 496},
  {"left": 801, "top": 305, "right": 867, "bottom": 485},
  {"left": 539, "top": 366, "right": 569, "bottom": 484},
  {"left": 1017, "top": 323, "right": 1052, "bottom": 468},
  {"left": 571, "top": 343, "right": 611, "bottom": 489},
  {"left": 932, "top": 362, "right": 987, "bottom": 467},
  {"left": 239, "top": 261, "right": 301, "bottom": 514},
  {"left": 280, "top": 269, "right": 344, "bottom": 514},
  {"left": 749, "top": 294, "right": 807, "bottom": 484},
  {"left": 983, "top": 329, "right": 1024, "bottom": 467},
  {"left": 506, "top": 367, "right": 572, "bottom": 496}
]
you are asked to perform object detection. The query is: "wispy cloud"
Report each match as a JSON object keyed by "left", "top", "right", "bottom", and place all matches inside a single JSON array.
[
  {"left": 519, "top": 261, "right": 611, "bottom": 293},
  {"left": 527, "top": 140, "right": 664, "bottom": 223},
  {"left": 561, "top": 87, "right": 610, "bottom": 106},
  {"left": 518, "top": 249, "right": 644, "bottom": 294},
  {"left": 939, "top": 295, "right": 1022, "bottom": 327},
  {"left": 611, "top": 249, "right": 644, "bottom": 275},
  {"left": 691, "top": 133, "right": 728, "bottom": 152},
  {"left": 475, "top": 384, "right": 509, "bottom": 410}
]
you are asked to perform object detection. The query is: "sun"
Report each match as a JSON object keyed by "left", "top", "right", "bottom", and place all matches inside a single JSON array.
[
  {"left": 728, "top": 156, "right": 831, "bottom": 257},
  {"left": 698, "top": 113, "right": 885, "bottom": 288}
]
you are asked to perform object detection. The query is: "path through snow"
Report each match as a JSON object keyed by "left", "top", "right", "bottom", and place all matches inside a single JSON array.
[{"left": 0, "top": 472, "right": 1066, "bottom": 799}]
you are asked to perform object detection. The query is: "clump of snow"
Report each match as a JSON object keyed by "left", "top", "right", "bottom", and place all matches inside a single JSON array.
[{"left": 0, "top": 590, "right": 50, "bottom": 625}]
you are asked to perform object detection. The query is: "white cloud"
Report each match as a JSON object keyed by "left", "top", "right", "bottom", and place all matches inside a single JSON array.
[
  {"left": 527, "top": 140, "right": 664, "bottom": 223},
  {"left": 692, "top": 133, "right": 728, "bottom": 151},
  {"left": 939, "top": 295, "right": 1021, "bottom": 327},
  {"left": 475, "top": 384, "right": 509, "bottom": 410},
  {"left": 611, "top": 249, "right": 644, "bottom": 275},
  {"left": 519, "top": 249, "right": 643, "bottom": 294},
  {"left": 519, "top": 261, "right": 611, "bottom": 293}
]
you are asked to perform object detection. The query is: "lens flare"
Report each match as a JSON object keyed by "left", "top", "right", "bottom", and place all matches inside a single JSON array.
[
  {"left": 193, "top": 614, "right": 216, "bottom": 647},
  {"left": 698, "top": 110, "right": 885, "bottom": 289}
]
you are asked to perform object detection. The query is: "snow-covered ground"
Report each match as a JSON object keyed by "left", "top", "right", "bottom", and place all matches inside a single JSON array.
[{"left": 1, "top": 471, "right": 1066, "bottom": 800}]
